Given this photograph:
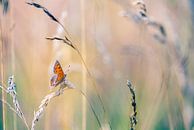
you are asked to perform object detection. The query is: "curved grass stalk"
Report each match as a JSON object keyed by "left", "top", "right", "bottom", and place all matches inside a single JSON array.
[
  {"left": 46, "top": 36, "right": 106, "bottom": 114},
  {"left": 0, "top": 24, "right": 6, "bottom": 130},
  {"left": 76, "top": 88, "right": 112, "bottom": 130},
  {"left": 0, "top": 83, "right": 8, "bottom": 93},
  {"left": 31, "top": 81, "right": 103, "bottom": 129},
  {"left": 46, "top": 36, "right": 111, "bottom": 128},
  {"left": 26, "top": 1, "right": 106, "bottom": 117},
  {"left": 0, "top": 83, "right": 30, "bottom": 130},
  {"left": 0, "top": 99, "right": 29, "bottom": 130},
  {"left": 31, "top": 85, "right": 69, "bottom": 130},
  {"left": 73, "top": 88, "right": 102, "bottom": 128}
]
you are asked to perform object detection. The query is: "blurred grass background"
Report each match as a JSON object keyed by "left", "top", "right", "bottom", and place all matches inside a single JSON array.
[{"left": 0, "top": 0, "right": 194, "bottom": 130}]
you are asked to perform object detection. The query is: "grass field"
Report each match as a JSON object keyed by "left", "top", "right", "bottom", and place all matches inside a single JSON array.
[{"left": 0, "top": 0, "right": 194, "bottom": 130}]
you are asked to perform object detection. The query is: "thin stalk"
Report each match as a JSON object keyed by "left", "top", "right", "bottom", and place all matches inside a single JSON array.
[
  {"left": 0, "top": 18, "right": 6, "bottom": 130},
  {"left": 74, "top": 48, "right": 107, "bottom": 118},
  {"left": 81, "top": 0, "right": 87, "bottom": 130},
  {"left": 73, "top": 88, "right": 102, "bottom": 129},
  {"left": 0, "top": 82, "right": 30, "bottom": 130},
  {"left": 0, "top": 99, "right": 29, "bottom": 130},
  {"left": 9, "top": 2, "right": 17, "bottom": 129}
]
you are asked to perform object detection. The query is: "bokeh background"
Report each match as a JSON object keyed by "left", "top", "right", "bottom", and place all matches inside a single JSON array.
[{"left": 0, "top": 0, "right": 194, "bottom": 130}]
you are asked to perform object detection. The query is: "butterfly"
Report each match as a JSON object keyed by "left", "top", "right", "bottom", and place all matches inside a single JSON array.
[{"left": 50, "top": 60, "right": 68, "bottom": 89}]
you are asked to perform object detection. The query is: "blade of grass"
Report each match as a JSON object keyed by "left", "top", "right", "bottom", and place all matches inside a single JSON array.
[
  {"left": 127, "top": 81, "right": 137, "bottom": 130},
  {"left": 80, "top": 0, "right": 87, "bottom": 129},
  {"left": 26, "top": 2, "right": 71, "bottom": 41},
  {"left": 73, "top": 88, "right": 102, "bottom": 128},
  {"left": 0, "top": 20, "right": 6, "bottom": 130},
  {"left": 46, "top": 37, "right": 75, "bottom": 50}
]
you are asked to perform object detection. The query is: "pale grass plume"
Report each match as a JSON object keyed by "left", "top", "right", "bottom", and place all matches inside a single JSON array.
[
  {"left": 0, "top": 75, "right": 29, "bottom": 130},
  {"left": 7, "top": 75, "right": 29, "bottom": 129},
  {"left": 118, "top": 0, "right": 167, "bottom": 43},
  {"left": 31, "top": 65, "right": 75, "bottom": 130}
]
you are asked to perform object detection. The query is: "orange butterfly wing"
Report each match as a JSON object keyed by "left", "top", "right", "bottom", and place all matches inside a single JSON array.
[
  {"left": 50, "top": 60, "right": 68, "bottom": 88},
  {"left": 53, "top": 60, "right": 65, "bottom": 83}
]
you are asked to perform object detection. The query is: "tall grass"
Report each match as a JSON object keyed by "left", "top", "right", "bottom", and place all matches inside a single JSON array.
[
  {"left": 27, "top": 2, "right": 107, "bottom": 117},
  {"left": 27, "top": 2, "right": 112, "bottom": 129},
  {"left": 0, "top": 14, "right": 7, "bottom": 130},
  {"left": 80, "top": 0, "right": 87, "bottom": 129},
  {"left": 0, "top": 0, "right": 193, "bottom": 130},
  {"left": 127, "top": 80, "right": 137, "bottom": 130},
  {"left": 0, "top": 76, "right": 29, "bottom": 129}
]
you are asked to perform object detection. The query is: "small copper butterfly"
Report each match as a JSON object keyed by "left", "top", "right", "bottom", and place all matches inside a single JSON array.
[{"left": 50, "top": 60, "right": 66, "bottom": 88}]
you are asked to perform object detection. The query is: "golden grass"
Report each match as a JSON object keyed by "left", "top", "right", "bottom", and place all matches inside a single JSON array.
[{"left": 0, "top": 0, "right": 193, "bottom": 130}]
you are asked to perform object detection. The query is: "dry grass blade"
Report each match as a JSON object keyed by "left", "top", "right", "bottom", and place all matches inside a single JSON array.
[
  {"left": 26, "top": 1, "right": 71, "bottom": 39},
  {"left": 26, "top": 2, "right": 59, "bottom": 24},
  {"left": 127, "top": 80, "right": 137, "bottom": 130},
  {"left": 74, "top": 88, "right": 102, "bottom": 128},
  {"left": 46, "top": 37, "right": 76, "bottom": 50}
]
